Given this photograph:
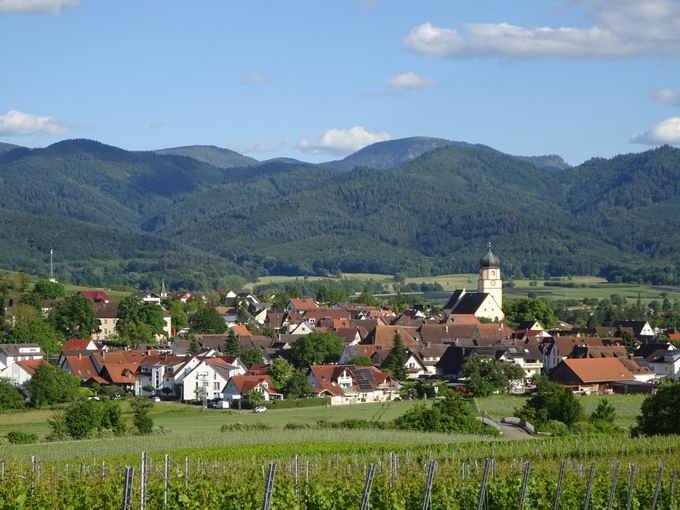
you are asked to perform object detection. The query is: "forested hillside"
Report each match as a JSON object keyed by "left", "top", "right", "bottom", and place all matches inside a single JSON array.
[{"left": 0, "top": 138, "right": 678, "bottom": 289}]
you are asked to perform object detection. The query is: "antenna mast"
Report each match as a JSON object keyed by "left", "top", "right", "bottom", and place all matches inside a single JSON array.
[{"left": 49, "top": 249, "right": 56, "bottom": 282}]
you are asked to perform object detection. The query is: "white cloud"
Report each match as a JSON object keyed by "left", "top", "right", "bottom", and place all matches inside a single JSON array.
[
  {"left": 0, "top": 0, "right": 78, "bottom": 14},
  {"left": 230, "top": 139, "right": 288, "bottom": 154},
  {"left": 298, "top": 126, "right": 391, "bottom": 156},
  {"left": 653, "top": 89, "right": 680, "bottom": 105},
  {"left": 403, "top": 1, "right": 680, "bottom": 59},
  {"left": 0, "top": 110, "right": 66, "bottom": 136},
  {"left": 240, "top": 74, "right": 272, "bottom": 85},
  {"left": 385, "top": 72, "right": 435, "bottom": 89},
  {"left": 631, "top": 117, "right": 680, "bottom": 145}
]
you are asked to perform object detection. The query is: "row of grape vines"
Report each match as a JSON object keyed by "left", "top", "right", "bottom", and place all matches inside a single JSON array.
[{"left": 1, "top": 435, "right": 679, "bottom": 509}]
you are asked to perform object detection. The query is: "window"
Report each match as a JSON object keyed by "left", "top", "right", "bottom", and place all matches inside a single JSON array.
[{"left": 214, "top": 382, "right": 220, "bottom": 390}]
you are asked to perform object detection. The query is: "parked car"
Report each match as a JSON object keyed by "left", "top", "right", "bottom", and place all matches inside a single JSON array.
[
  {"left": 252, "top": 406, "right": 267, "bottom": 413},
  {"left": 152, "top": 396, "right": 161, "bottom": 403}
]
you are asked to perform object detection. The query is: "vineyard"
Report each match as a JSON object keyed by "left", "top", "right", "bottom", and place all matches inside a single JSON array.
[{"left": 1, "top": 434, "right": 679, "bottom": 509}]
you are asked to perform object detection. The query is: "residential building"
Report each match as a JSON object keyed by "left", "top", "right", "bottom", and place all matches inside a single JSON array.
[
  {"left": 307, "top": 364, "right": 399, "bottom": 405},
  {"left": 549, "top": 358, "right": 636, "bottom": 394},
  {"left": 223, "top": 375, "right": 282, "bottom": 402}
]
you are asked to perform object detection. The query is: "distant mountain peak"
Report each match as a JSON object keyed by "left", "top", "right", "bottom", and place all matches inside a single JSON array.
[
  {"left": 154, "top": 145, "right": 258, "bottom": 169},
  {"left": 323, "top": 136, "right": 456, "bottom": 171},
  {"left": 513, "top": 154, "right": 571, "bottom": 172}
]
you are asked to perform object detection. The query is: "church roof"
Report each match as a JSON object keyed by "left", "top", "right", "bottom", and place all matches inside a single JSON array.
[
  {"left": 449, "top": 293, "right": 490, "bottom": 315},
  {"left": 480, "top": 248, "right": 500, "bottom": 268},
  {"left": 443, "top": 289, "right": 466, "bottom": 311}
]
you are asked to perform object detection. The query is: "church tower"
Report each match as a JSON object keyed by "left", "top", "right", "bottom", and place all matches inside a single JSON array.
[{"left": 478, "top": 242, "right": 502, "bottom": 309}]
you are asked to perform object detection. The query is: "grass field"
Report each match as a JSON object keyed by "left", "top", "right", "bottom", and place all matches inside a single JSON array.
[
  {"left": 62, "top": 283, "right": 133, "bottom": 303},
  {"left": 474, "top": 394, "right": 645, "bottom": 429},
  {"left": 246, "top": 273, "right": 392, "bottom": 290},
  {"left": 0, "top": 395, "right": 644, "bottom": 439}
]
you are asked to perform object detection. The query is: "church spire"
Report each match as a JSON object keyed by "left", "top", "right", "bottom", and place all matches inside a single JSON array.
[{"left": 160, "top": 279, "right": 167, "bottom": 299}]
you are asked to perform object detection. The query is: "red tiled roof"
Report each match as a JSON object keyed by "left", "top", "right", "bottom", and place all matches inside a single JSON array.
[
  {"left": 64, "top": 354, "right": 99, "bottom": 380},
  {"left": 15, "top": 359, "right": 49, "bottom": 376},
  {"left": 557, "top": 358, "right": 635, "bottom": 384},
  {"left": 100, "top": 363, "right": 139, "bottom": 384},
  {"left": 550, "top": 336, "right": 604, "bottom": 357},
  {"left": 231, "top": 324, "right": 252, "bottom": 337},
  {"left": 302, "top": 308, "right": 351, "bottom": 321},
  {"left": 79, "top": 290, "right": 110, "bottom": 302},
  {"left": 364, "top": 324, "right": 420, "bottom": 349},
  {"left": 62, "top": 338, "right": 94, "bottom": 351},
  {"left": 247, "top": 364, "right": 270, "bottom": 375},
  {"left": 288, "top": 298, "right": 319, "bottom": 311},
  {"left": 228, "top": 375, "right": 277, "bottom": 395}
]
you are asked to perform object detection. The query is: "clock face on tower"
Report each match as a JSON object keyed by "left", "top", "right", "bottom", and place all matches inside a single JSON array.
[{"left": 490, "top": 280, "right": 496, "bottom": 287}]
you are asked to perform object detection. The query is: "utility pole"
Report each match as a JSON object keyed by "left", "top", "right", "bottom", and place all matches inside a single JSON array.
[{"left": 49, "top": 249, "right": 57, "bottom": 282}]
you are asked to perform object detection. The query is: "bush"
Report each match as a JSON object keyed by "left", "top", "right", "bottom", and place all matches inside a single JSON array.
[
  {"left": 394, "top": 394, "right": 493, "bottom": 435},
  {"left": 62, "top": 399, "right": 126, "bottom": 440},
  {"left": 266, "top": 397, "right": 330, "bottom": 409},
  {"left": 7, "top": 431, "right": 38, "bottom": 444},
  {"left": 284, "top": 422, "right": 315, "bottom": 430},
  {"left": 517, "top": 377, "right": 583, "bottom": 429},
  {"left": 220, "top": 423, "right": 271, "bottom": 432},
  {"left": 131, "top": 398, "right": 154, "bottom": 434},
  {"left": 24, "top": 365, "right": 80, "bottom": 408},
  {"left": 633, "top": 381, "right": 680, "bottom": 436},
  {"left": 46, "top": 412, "right": 69, "bottom": 441},
  {"left": 0, "top": 378, "right": 26, "bottom": 412},
  {"left": 590, "top": 398, "right": 620, "bottom": 433}
]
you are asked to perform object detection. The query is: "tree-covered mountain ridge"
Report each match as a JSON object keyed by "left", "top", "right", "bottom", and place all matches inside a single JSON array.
[{"left": 0, "top": 138, "right": 678, "bottom": 289}]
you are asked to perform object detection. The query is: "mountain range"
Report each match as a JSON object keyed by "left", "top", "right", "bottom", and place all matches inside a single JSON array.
[{"left": 0, "top": 136, "right": 677, "bottom": 290}]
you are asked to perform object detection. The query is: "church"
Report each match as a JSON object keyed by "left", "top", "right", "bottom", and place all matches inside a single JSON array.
[{"left": 443, "top": 244, "right": 505, "bottom": 322}]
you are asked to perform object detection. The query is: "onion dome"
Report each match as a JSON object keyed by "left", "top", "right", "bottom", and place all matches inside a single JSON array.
[{"left": 480, "top": 243, "right": 500, "bottom": 268}]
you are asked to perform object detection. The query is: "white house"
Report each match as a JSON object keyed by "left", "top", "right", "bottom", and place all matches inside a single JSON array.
[
  {"left": 308, "top": 364, "right": 399, "bottom": 406},
  {"left": 288, "top": 322, "right": 314, "bottom": 335},
  {"left": 0, "top": 343, "right": 44, "bottom": 372},
  {"left": 181, "top": 357, "right": 246, "bottom": 401},
  {"left": 504, "top": 344, "right": 544, "bottom": 380},
  {"left": 134, "top": 354, "right": 188, "bottom": 397},
  {"left": 0, "top": 359, "right": 46, "bottom": 386},
  {"left": 648, "top": 350, "right": 680, "bottom": 381},
  {"left": 136, "top": 291, "right": 163, "bottom": 305},
  {"left": 403, "top": 350, "right": 428, "bottom": 379},
  {"left": 223, "top": 375, "right": 282, "bottom": 402}
]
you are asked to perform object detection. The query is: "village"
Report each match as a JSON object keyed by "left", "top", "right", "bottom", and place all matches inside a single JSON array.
[{"left": 2, "top": 246, "right": 679, "bottom": 412}]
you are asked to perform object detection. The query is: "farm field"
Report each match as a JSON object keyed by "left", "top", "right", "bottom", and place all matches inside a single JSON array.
[
  {"left": 246, "top": 273, "right": 392, "bottom": 290},
  {"left": 245, "top": 271, "right": 680, "bottom": 303}
]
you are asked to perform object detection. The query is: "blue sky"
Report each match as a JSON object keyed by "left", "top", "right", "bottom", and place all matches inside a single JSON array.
[{"left": 1, "top": 0, "right": 680, "bottom": 164}]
